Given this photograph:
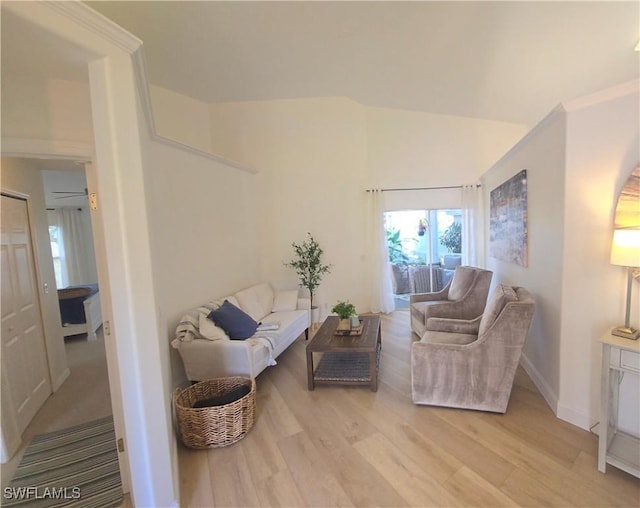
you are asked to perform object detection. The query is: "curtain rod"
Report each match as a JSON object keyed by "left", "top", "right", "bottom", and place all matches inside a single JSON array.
[{"left": 365, "top": 183, "right": 481, "bottom": 193}]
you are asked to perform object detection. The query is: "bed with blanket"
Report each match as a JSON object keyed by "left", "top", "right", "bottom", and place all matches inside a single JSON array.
[{"left": 57, "top": 284, "right": 102, "bottom": 340}]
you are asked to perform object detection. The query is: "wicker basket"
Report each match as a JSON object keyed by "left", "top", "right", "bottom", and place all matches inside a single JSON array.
[{"left": 174, "top": 377, "right": 256, "bottom": 449}]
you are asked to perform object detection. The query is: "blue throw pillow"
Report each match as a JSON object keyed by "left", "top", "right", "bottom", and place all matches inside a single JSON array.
[{"left": 207, "top": 300, "right": 258, "bottom": 340}]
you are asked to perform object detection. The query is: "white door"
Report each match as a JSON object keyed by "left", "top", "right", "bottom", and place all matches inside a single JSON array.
[{"left": 1, "top": 194, "right": 52, "bottom": 434}]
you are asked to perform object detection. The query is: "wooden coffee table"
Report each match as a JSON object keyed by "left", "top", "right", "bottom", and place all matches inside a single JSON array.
[{"left": 306, "top": 315, "right": 382, "bottom": 391}]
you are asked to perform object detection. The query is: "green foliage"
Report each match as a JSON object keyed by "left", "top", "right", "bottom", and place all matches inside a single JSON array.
[
  {"left": 387, "top": 228, "right": 410, "bottom": 264},
  {"left": 284, "top": 233, "right": 331, "bottom": 309},
  {"left": 331, "top": 300, "right": 356, "bottom": 319},
  {"left": 440, "top": 222, "right": 462, "bottom": 253}
]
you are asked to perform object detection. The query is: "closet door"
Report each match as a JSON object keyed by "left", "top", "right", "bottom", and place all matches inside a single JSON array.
[{"left": 1, "top": 194, "right": 52, "bottom": 435}]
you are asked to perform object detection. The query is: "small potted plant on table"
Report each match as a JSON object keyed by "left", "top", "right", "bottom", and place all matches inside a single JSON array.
[{"left": 331, "top": 301, "right": 359, "bottom": 331}]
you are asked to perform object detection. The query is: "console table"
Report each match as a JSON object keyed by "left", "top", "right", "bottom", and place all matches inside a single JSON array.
[{"left": 598, "top": 332, "right": 640, "bottom": 478}]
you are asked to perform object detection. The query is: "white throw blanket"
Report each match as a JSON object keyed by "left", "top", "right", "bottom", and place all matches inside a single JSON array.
[
  {"left": 171, "top": 304, "right": 217, "bottom": 348},
  {"left": 248, "top": 336, "right": 277, "bottom": 367},
  {"left": 171, "top": 306, "right": 278, "bottom": 367}
]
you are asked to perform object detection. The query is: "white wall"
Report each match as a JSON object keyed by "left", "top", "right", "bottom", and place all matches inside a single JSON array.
[
  {"left": 562, "top": 84, "right": 640, "bottom": 433},
  {"left": 1, "top": 77, "right": 93, "bottom": 142},
  {"left": 1, "top": 158, "right": 70, "bottom": 391},
  {"left": 207, "top": 97, "right": 527, "bottom": 315},
  {"left": 149, "top": 85, "right": 212, "bottom": 153},
  {"left": 141, "top": 129, "right": 261, "bottom": 385},
  {"left": 366, "top": 106, "right": 528, "bottom": 189},
  {"left": 480, "top": 82, "right": 640, "bottom": 434},
  {"left": 209, "top": 97, "right": 370, "bottom": 316},
  {"left": 481, "top": 109, "right": 567, "bottom": 409}
]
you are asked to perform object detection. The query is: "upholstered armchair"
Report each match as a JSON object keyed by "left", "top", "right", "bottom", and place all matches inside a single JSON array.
[
  {"left": 411, "top": 285, "right": 535, "bottom": 413},
  {"left": 409, "top": 266, "right": 493, "bottom": 337}
]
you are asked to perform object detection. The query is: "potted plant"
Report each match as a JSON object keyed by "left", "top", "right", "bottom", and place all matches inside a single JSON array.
[
  {"left": 418, "top": 218, "right": 428, "bottom": 236},
  {"left": 331, "top": 300, "right": 359, "bottom": 330},
  {"left": 284, "top": 233, "right": 332, "bottom": 314},
  {"left": 440, "top": 222, "right": 462, "bottom": 253}
]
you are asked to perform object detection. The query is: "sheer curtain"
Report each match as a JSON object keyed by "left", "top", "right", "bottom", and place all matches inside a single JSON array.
[
  {"left": 49, "top": 207, "right": 98, "bottom": 287},
  {"left": 367, "top": 189, "right": 395, "bottom": 313},
  {"left": 461, "top": 183, "right": 485, "bottom": 267}
]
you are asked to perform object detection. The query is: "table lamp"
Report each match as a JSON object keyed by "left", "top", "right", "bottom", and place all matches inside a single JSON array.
[{"left": 610, "top": 228, "right": 640, "bottom": 339}]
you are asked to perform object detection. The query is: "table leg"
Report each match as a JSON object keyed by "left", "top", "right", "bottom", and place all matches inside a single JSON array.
[
  {"left": 369, "top": 350, "right": 377, "bottom": 391},
  {"left": 307, "top": 350, "right": 315, "bottom": 390},
  {"left": 598, "top": 344, "right": 610, "bottom": 473}
]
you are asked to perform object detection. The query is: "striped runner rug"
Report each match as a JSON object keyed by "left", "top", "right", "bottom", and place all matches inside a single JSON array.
[{"left": 3, "top": 416, "right": 123, "bottom": 508}]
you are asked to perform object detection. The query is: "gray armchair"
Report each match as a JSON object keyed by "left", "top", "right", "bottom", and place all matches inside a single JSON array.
[
  {"left": 409, "top": 266, "right": 493, "bottom": 337},
  {"left": 411, "top": 285, "right": 535, "bottom": 413}
]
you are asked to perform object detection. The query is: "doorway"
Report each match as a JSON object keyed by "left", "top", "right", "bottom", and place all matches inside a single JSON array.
[
  {"left": 0, "top": 160, "right": 117, "bottom": 493},
  {"left": 2, "top": 3, "right": 179, "bottom": 503},
  {"left": 385, "top": 209, "right": 463, "bottom": 309}
]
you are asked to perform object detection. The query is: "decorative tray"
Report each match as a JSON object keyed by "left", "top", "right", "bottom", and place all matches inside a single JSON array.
[{"left": 334, "top": 321, "right": 364, "bottom": 336}]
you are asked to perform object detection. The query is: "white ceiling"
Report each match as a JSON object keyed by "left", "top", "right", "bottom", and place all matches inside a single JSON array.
[
  {"left": 1, "top": 1, "right": 638, "bottom": 130},
  {"left": 84, "top": 1, "right": 640, "bottom": 126},
  {"left": 1, "top": 7, "right": 91, "bottom": 82}
]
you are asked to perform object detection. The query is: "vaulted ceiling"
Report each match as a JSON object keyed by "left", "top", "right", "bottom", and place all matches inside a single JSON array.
[
  {"left": 85, "top": 1, "right": 639, "bottom": 127},
  {"left": 2, "top": 1, "right": 638, "bottom": 130}
]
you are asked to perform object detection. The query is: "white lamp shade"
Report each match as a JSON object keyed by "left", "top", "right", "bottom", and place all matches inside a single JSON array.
[{"left": 610, "top": 229, "right": 640, "bottom": 267}]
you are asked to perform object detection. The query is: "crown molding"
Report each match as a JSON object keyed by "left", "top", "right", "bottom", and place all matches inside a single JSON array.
[
  {"left": 483, "top": 104, "right": 566, "bottom": 172},
  {"left": 563, "top": 79, "right": 640, "bottom": 113},
  {"left": 129, "top": 50, "right": 257, "bottom": 174},
  {"left": 43, "top": 1, "right": 142, "bottom": 54},
  {"left": 41, "top": 1, "right": 257, "bottom": 175}
]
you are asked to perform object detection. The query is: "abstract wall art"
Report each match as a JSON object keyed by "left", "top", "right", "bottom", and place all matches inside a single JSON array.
[{"left": 489, "top": 169, "right": 528, "bottom": 267}]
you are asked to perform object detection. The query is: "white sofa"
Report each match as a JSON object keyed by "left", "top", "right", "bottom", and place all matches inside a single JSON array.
[{"left": 171, "top": 282, "right": 310, "bottom": 381}]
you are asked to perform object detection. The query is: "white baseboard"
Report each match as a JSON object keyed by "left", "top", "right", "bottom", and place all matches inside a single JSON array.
[
  {"left": 52, "top": 367, "right": 71, "bottom": 392},
  {"left": 520, "top": 354, "right": 593, "bottom": 431},
  {"left": 556, "top": 404, "right": 592, "bottom": 432},
  {"left": 520, "top": 353, "right": 558, "bottom": 414}
]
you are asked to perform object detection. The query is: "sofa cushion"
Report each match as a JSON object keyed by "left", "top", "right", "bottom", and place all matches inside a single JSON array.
[
  {"left": 478, "top": 284, "right": 518, "bottom": 336},
  {"left": 448, "top": 266, "right": 475, "bottom": 300},
  {"left": 272, "top": 290, "right": 299, "bottom": 312},
  {"left": 235, "top": 283, "right": 274, "bottom": 321},
  {"left": 208, "top": 300, "right": 259, "bottom": 340},
  {"left": 199, "top": 313, "right": 230, "bottom": 341},
  {"left": 443, "top": 254, "right": 462, "bottom": 270},
  {"left": 214, "top": 295, "right": 239, "bottom": 309}
]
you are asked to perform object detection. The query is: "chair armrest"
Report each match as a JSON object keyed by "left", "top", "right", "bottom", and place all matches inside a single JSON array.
[
  {"left": 420, "top": 299, "right": 482, "bottom": 321},
  {"left": 409, "top": 286, "right": 449, "bottom": 304},
  {"left": 426, "top": 315, "right": 481, "bottom": 334}
]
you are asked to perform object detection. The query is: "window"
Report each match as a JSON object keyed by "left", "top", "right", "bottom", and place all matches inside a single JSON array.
[
  {"left": 385, "top": 209, "right": 462, "bottom": 301},
  {"left": 49, "top": 225, "right": 64, "bottom": 288}
]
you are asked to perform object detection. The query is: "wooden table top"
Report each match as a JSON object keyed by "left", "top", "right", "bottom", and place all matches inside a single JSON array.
[{"left": 306, "top": 315, "right": 381, "bottom": 353}]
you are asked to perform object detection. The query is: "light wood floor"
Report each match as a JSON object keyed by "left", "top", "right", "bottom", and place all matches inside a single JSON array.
[{"left": 178, "top": 311, "right": 640, "bottom": 507}]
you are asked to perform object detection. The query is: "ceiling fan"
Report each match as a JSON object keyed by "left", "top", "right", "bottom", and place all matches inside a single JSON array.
[{"left": 52, "top": 188, "right": 88, "bottom": 200}]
